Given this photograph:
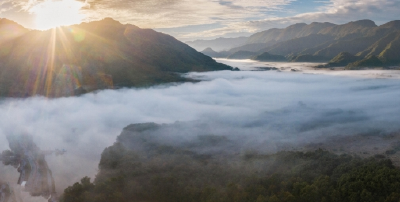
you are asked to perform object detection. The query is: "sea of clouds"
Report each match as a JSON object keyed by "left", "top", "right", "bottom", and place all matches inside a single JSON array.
[{"left": 1, "top": 62, "right": 400, "bottom": 198}]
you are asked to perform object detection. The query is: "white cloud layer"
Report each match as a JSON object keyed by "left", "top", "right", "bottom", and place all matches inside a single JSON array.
[
  {"left": 181, "top": 0, "right": 400, "bottom": 39},
  {"left": 81, "top": 0, "right": 297, "bottom": 29},
  {"left": 1, "top": 0, "right": 399, "bottom": 40},
  {"left": 1, "top": 61, "right": 400, "bottom": 199}
]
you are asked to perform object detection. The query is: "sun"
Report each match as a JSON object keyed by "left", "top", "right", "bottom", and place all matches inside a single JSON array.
[{"left": 30, "top": 0, "right": 87, "bottom": 30}]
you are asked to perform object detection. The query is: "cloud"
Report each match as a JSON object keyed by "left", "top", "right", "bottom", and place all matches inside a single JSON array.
[
  {"left": 82, "top": 0, "right": 295, "bottom": 28},
  {"left": 177, "top": 0, "right": 400, "bottom": 40},
  {"left": 1, "top": 61, "right": 400, "bottom": 198},
  {"left": 1, "top": 0, "right": 294, "bottom": 31},
  {"left": 3, "top": 0, "right": 399, "bottom": 40}
]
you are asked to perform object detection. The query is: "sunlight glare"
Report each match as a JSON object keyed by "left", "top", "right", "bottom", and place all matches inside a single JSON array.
[{"left": 30, "top": 0, "right": 86, "bottom": 30}]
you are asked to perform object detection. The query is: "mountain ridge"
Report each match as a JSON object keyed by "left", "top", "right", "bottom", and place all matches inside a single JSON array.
[
  {"left": 186, "top": 36, "right": 248, "bottom": 52},
  {"left": 199, "top": 19, "right": 400, "bottom": 68},
  {"left": 0, "top": 18, "right": 232, "bottom": 97}
]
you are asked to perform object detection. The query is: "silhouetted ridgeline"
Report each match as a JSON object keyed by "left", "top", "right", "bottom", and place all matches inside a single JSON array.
[
  {"left": 61, "top": 122, "right": 400, "bottom": 202},
  {"left": 0, "top": 18, "right": 232, "bottom": 97},
  {"left": 198, "top": 20, "right": 400, "bottom": 68}
]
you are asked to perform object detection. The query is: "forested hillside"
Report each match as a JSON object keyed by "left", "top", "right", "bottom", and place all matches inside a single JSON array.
[{"left": 61, "top": 123, "right": 400, "bottom": 202}]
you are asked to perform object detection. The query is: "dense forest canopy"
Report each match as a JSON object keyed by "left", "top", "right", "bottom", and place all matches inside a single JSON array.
[{"left": 61, "top": 123, "right": 400, "bottom": 202}]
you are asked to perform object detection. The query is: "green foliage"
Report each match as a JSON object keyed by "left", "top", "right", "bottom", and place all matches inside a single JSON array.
[
  {"left": 61, "top": 147, "right": 400, "bottom": 202},
  {"left": 327, "top": 52, "right": 361, "bottom": 67},
  {"left": 346, "top": 55, "right": 384, "bottom": 69},
  {"left": 378, "top": 35, "right": 400, "bottom": 64},
  {"left": 61, "top": 177, "right": 95, "bottom": 202}
]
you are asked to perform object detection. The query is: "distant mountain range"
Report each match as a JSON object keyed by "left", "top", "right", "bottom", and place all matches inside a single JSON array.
[
  {"left": 0, "top": 18, "right": 232, "bottom": 97},
  {"left": 186, "top": 37, "right": 248, "bottom": 51},
  {"left": 197, "top": 19, "right": 400, "bottom": 68}
]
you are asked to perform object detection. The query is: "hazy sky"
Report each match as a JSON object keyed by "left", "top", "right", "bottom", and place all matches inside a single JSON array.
[{"left": 0, "top": 0, "right": 399, "bottom": 40}]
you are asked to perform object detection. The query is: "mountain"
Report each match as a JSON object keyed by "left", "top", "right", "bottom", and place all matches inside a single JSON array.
[
  {"left": 185, "top": 37, "right": 248, "bottom": 51},
  {"left": 317, "top": 19, "right": 376, "bottom": 40},
  {"left": 227, "top": 51, "right": 256, "bottom": 59},
  {"left": 346, "top": 55, "right": 383, "bottom": 69},
  {"left": 377, "top": 32, "right": 400, "bottom": 64},
  {"left": 252, "top": 19, "right": 380, "bottom": 59},
  {"left": 246, "top": 22, "right": 336, "bottom": 44},
  {"left": 225, "top": 41, "right": 277, "bottom": 56},
  {"left": 218, "top": 20, "right": 378, "bottom": 58},
  {"left": 224, "top": 22, "right": 335, "bottom": 55},
  {"left": 0, "top": 18, "right": 28, "bottom": 43},
  {"left": 290, "top": 54, "right": 328, "bottom": 62},
  {"left": 200, "top": 47, "right": 222, "bottom": 58},
  {"left": 378, "top": 20, "right": 400, "bottom": 29},
  {"left": 0, "top": 18, "right": 232, "bottom": 97},
  {"left": 259, "top": 34, "right": 334, "bottom": 56},
  {"left": 252, "top": 52, "right": 287, "bottom": 62},
  {"left": 325, "top": 52, "right": 362, "bottom": 67},
  {"left": 245, "top": 28, "right": 282, "bottom": 44},
  {"left": 206, "top": 19, "right": 400, "bottom": 67},
  {"left": 312, "top": 20, "right": 400, "bottom": 59},
  {"left": 313, "top": 34, "right": 386, "bottom": 58},
  {"left": 357, "top": 31, "right": 400, "bottom": 58}
]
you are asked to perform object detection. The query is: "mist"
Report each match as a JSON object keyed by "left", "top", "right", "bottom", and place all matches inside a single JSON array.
[{"left": 1, "top": 66, "right": 400, "bottom": 196}]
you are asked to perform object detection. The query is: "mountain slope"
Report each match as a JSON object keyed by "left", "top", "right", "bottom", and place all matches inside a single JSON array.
[
  {"left": 357, "top": 31, "right": 400, "bottom": 57},
  {"left": 227, "top": 41, "right": 277, "bottom": 55},
  {"left": 378, "top": 33, "right": 400, "bottom": 64},
  {"left": 227, "top": 51, "right": 256, "bottom": 59},
  {"left": 200, "top": 47, "right": 222, "bottom": 58},
  {"left": 346, "top": 55, "right": 383, "bottom": 69},
  {"left": 216, "top": 19, "right": 400, "bottom": 64},
  {"left": 313, "top": 35, "right": 381, "bottom": 58},
  {"left": 252, "top": 52, "right": 287, "bottom": 62},
  {"left": 0, "top": 18, "right": 231, "bottom": 97},
  {"left": 317, "top": 19, "right": 377, "bottom": 40},
  {"left": 377, "top": 20, "right": 400, "bottom": 30},
  {"left": 313, "top": 21, "right": 400, "bottom": 59},
  {"left": 0, "top": 18, "right": 28, "bottom": 44},
  {"left": 260, "top": 34, "right": 334, "bottom": 56},
  {"left": 246, "top": 22, "right": 336, "bottom": 44},
  {"left": 186, "top": 37, "right": 248, "bottom": 51},
  {"left": 290, "top": 54, "right": 327, "bottom": 62},
  {"left": 325, "top": 52, "right": 362, "bottom": 67}
]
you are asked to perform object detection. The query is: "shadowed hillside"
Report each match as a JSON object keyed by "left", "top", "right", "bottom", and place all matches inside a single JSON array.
[
  {"left": 252, "top": 52, "right": 287, "bottom": 62},
  {"left": 186, "top": 37, "right": 248, "bottom": 52},
  {"left": 0, "top": 18, "right": 232, "bottom": 97}
]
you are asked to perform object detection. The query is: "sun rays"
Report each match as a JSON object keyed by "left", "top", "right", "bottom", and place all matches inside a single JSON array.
[
  {"left": 29, "top": 0, "right": 87, "bottom": 30},
  {"left": 11, "top": 20, "right": 125, "bottom": 97}
]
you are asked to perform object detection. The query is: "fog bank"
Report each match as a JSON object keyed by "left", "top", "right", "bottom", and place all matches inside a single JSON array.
[{"left": 1, "top": 67, "right": 400, "bottom": 196}]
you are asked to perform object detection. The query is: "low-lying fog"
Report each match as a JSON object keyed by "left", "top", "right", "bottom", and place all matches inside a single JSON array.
[
  {"left": 1, "top": 60, "right": 400, "bottom": 197},
  {"left": 217, "top": 58, "right": 400, "bottom": 79}
]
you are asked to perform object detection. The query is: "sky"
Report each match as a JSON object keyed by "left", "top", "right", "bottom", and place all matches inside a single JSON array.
[{"left": 0, "top": 0, "right": 399, "bottom": 41}]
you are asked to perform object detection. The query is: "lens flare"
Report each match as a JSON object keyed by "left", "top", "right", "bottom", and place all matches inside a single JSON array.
[{"left": 30, "top": 0, "right": 86, "bottom": 30}]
